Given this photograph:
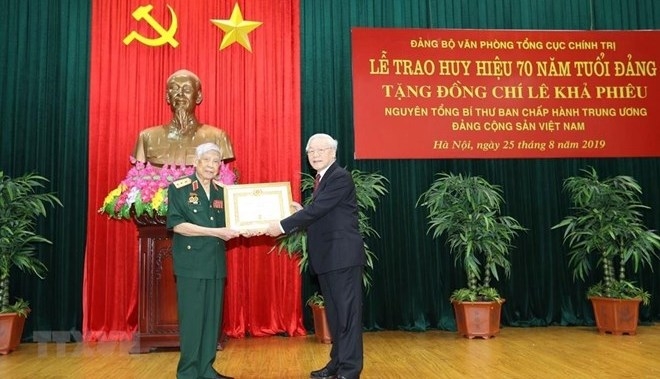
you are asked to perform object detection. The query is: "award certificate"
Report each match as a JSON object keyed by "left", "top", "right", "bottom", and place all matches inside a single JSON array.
[{"left": 224, "top": 182, "right": 293, "bottom": 231}]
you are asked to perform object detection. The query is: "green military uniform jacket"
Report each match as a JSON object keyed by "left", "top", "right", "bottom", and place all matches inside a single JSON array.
[{"left": 166, "top": 174, "right": 227, "bottom": 279}]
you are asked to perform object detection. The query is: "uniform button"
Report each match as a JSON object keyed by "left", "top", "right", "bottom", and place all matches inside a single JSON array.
[
  {"left": 210, "top": 216, "right": 214, "bottom": 220},
  {"left": 193, "top": 209, "right": 197, "bottom": 213},
  {"left": 187, "top": 245, "right": 191, "bottom": 250}
]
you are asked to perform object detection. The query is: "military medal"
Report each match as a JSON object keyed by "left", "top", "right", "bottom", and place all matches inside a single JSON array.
[{"left": 188, "top": 193, "right": 199, "bottom": 205}]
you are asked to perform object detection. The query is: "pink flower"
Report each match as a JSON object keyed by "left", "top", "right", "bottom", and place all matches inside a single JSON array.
[
  {"left": 218, "top": 162, "right": 237, "bottom": 185},
  {"left": 100, "top": 157, "right": 238, "bottom": 219}
]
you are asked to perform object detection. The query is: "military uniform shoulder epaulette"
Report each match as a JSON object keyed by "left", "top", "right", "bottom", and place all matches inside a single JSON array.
[{"left": 173, "top": 177, "right": 192, "bottom": 188}]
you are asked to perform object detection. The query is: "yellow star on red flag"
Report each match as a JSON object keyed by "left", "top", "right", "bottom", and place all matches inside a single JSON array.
[{"left": 211, "top": 3, "right": 262, "bottom": 52}]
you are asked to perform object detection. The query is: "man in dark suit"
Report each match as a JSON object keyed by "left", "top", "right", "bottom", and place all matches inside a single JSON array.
[
  {"left": 266, "top": 133, "right": 365, "bottom": 379},
  {"left": 167, "top": 142, "right": 240, "bottom": 379}
]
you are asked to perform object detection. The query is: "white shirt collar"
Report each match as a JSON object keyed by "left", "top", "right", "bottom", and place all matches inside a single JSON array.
[{"left": 316, "top": 166, "right": 330, "bottom": 180}]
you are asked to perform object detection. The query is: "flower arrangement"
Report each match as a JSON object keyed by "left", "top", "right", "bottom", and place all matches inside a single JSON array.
[{"left": 99, "top": 158, "right": 237, "bottom": 220}]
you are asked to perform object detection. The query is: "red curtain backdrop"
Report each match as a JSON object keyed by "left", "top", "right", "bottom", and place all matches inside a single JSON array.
[{"left": 84, "top": 0, "right": 304, "bottom": 341}]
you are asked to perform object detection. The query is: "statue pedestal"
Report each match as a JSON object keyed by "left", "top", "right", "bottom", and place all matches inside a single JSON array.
[{"left": 129, "top": 215, "right": 180, "bottom": 354}]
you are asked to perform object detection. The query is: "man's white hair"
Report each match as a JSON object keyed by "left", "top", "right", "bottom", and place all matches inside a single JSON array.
[
  {"left": 196, "top": 142, "right": 222, "bottom": 159},
  {"left": 305, "top": 133, "right": 338, "bottom": 152}
]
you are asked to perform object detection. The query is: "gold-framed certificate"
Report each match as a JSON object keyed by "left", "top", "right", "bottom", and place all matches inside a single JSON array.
[{"left": 223, "top": 182, "right": 293, "bottom": 231}]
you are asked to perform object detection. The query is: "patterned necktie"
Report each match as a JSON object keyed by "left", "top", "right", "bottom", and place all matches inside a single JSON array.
[{"left": 313, "top": 173, "right": 320, "bottom": 192}]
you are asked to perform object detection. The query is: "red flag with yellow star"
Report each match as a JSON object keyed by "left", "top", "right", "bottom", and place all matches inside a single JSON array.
[{"left": 85, "top": 0, "right": 303, "bottom": 341}]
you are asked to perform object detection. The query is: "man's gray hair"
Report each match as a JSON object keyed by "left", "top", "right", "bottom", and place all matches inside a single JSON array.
[
  {"left": 196, "top": 142, "right": 222, "bottom": 159},
  {"left": 305, "top": 133, "right": 338, "bottom": 152}
]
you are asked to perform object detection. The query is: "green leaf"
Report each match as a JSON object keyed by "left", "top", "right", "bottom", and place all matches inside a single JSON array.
[
  {"left": 552, "top": 166, "right": 660, "bottom": 298},
  {"left": 418, "top": 172, "right": 525, "bottom": 292},
  {"left": 0, "top": 172, "right": 61, "bottom": 312}
]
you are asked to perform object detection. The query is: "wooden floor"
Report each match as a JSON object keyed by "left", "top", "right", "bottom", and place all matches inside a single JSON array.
[{"left": 2, "top": 326, "right": 660, "bottom": 378}]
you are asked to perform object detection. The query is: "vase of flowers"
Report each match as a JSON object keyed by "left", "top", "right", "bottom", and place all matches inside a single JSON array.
[{"left": 99, "top": 158, "right": 237, "bottom": 220}]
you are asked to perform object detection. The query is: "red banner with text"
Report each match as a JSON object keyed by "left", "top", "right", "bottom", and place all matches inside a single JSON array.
[{"left": 351, "top": 28, "right": 660, "bottom": 159}]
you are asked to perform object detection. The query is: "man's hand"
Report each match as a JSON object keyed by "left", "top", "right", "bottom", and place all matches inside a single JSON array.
[
  {"left": 216, "top": 227, "right": 241, "bottom": 241},
  {"left": 240, "top": 229, "right": 264, "bottom": 238},
  {"left": 265, "top": 221, "right": 284, "bottom": 237},
  {"left": 291, "top": 201, "right": 303, "bottom": 212}
]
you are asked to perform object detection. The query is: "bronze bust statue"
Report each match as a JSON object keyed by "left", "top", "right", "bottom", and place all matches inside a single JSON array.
[{"left": 133, "top": 69, "right": 234, "bottom": 166}]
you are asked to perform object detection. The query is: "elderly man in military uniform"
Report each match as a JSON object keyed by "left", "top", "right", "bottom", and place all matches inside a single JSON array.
[
  {"left": 167, "top": 142, "right": 240, "bottom": 379},
  {"left": 134, "top": 69, "right": 234, "bottom": 166}
]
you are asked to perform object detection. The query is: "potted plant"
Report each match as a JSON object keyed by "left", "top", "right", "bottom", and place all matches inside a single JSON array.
[
  {"left": 305, "top": 292, "right": 331, "bottom": 343},
  {"left": 417, "top": 172, "right": 525, "bottom": 339},
  {"left": 552, "top": 167, "right": 660, "bottom": 335},
  {"left": 272, "top": 169, "right": 389, "bottom": 341},
  {"left": 0, "top": 171, "right": 61, "bottom": 354}
]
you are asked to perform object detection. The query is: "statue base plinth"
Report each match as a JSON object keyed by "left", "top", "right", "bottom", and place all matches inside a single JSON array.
[{"left": 129, "top": 215, "right": 180, "bottom": 354}]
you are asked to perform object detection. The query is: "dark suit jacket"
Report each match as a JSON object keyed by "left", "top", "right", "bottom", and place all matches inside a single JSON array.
[{"left": 280, "top": 162, "right": 365, "bottom": 275}]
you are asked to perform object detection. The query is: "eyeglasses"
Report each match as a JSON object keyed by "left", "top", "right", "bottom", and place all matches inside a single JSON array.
[{"left": 306, "top": 148, "right": 333, "bottom": 156}]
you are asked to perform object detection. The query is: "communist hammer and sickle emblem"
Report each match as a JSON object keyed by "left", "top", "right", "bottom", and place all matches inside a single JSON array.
[{"left": 123, "top": 4, "right": 179, "bottom": 47}]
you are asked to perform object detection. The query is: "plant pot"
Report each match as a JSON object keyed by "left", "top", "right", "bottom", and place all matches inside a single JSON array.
[
  {"left": 310, "top": 304, "right": 332, "bottom": 344},
  {"left": 0, "top": 313, "right": 27, "bottom": 354},
  {"left": 589, "top": 296, "right": 641, "bottom": 335},
  {"left": 452, "top": 300, "right": 504, "bottom": 339}
]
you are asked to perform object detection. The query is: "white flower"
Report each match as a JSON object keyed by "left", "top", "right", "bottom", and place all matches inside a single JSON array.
[{"left": 126, "top": 186, "right": 140, "bottom": 206}]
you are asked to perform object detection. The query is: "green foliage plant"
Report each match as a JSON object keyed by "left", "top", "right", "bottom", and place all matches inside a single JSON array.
[
  {"left": 552, "top": 167, "right": 660, "bottom": 305},
  {"left": 417, "top": 173, "right": 525, "bottom": 302},
  {"left": 306, "top": 292, "right": 325, "bottom": 308},
  {"left": 0, "top": 171, "right": 62, "bottom": 315}
]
